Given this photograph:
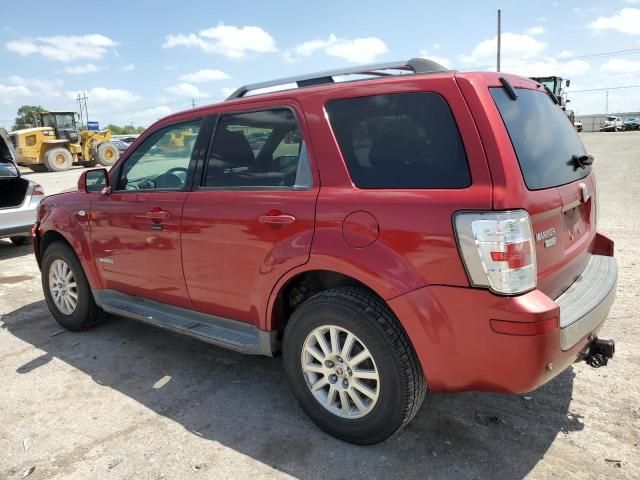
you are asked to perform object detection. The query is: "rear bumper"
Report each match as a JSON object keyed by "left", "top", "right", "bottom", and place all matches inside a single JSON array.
[{"left": 389, "top": 252, "right": 617, "bottom": 394}]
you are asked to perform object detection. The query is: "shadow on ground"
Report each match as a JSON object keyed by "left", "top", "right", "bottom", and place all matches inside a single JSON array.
[
  {"left": 4, "top": 301, "right": 584, "bottom": 480},
  {"left": 0, "top": 239, "right": 33, "bottom": 262}
]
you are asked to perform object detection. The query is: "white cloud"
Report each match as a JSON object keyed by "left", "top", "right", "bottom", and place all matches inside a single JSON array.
[
  {"left": 121, "top": 63, "right": 135, "bottom": 72},
  {"left": 178, "top": 69, "right": 230, "bottom": 82},
  {"left": 163, "top": 23, "right": 277, "bottom": 58},
  {"left": 127, "top": 106, "right": 173, "bottom": 126},
  {"left": 165, "top": 82, "right": 210, "bottom": 98},
  {"left": 418, "top": 49, "right": 452, "bottom": 69},
  {"left": 286, "top": 34, "right": 388, "bottom": 63},
  {"left": 589, "top": 8, "right": 640, "bottom": 34},
  {"left": 6, "top": 34, "right": 117, "bottom": 62},
  {"left": 0, "top": 76, "right": 63, "bottom": 106},
  {"left": 525, "top": 26, "right": 545, "bottom": 35},
  {"left": 221, "top": 87, "right": 236, "bottom": 98},
  {"left": 558, "top": 50, "right": 574, "bottom": 58},
  {"left": 66, "top": 87, "right": 140, "bottom": 107},
  {"left": 460, "top": 33, "right": 546, "bottom": 66},
  {"left": 63, "top": 63, "right": 101, "bottom": 74},
  {"left": 601, "top": 58, "right": 640, "bottom": 74}
]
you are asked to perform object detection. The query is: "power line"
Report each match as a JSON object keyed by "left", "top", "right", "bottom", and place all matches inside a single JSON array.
[
  {"left": 569, "top": 85, "right": 640, "bottom": 93},
  {"left": 556, "top": 48, "right": 640, "bottom": 63}
]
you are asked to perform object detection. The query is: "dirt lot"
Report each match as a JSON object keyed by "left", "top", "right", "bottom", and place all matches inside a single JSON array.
[{"left": 1, "top": 133, "right": 639, "bottom": 480}]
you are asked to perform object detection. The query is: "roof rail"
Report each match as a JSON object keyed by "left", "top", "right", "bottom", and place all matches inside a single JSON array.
[{"left": 225, "top": 57, "right": 450, "bottom": 100}]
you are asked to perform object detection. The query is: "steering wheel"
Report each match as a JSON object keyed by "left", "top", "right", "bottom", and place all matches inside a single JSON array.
[{"left": 165, "top": 167, "right": 188, "bottom": 176}]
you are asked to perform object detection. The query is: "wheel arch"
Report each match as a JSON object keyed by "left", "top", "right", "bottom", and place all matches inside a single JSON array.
[{"left": 267, "top": 268, "right": 393, "bottom": 335}]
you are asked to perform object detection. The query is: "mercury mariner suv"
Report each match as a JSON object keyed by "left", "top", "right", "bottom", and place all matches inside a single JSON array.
[{"left": 34, "top": 58, "right": 617, "bottom": 445}]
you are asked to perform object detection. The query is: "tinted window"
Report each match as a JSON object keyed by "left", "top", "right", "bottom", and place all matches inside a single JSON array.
[
  {"left": 117, "top": 121, "right": 201, "bottom": 191},
  {"left": 325, "top": 93, "right": 470, "bottom": 189},
  {"left": 204, "top": 109, "right": 311, "bottom": 188},
  {"left": 491, "top": 88, "right": 590, "bottom": 190}
]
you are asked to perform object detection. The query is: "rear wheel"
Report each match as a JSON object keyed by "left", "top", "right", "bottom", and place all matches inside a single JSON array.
[
  {"left": 42, "top": 241, "right": 104, "bottom": 331},
  {"left": 283, "top": 287, "right": 426, "bottom": 445},
  {"left": 9, "top": 236, "right": 28, "bottom": 246},
  {"left": 95, "top": 142, "right": 119, "bottom": 166},
  {"left": 44, "top": 148, "right": 73, "bottom": 172}
]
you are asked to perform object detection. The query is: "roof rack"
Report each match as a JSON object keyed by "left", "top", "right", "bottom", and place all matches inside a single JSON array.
[{"left": 225, "top": 57, "right": 450, "bottom": 100}]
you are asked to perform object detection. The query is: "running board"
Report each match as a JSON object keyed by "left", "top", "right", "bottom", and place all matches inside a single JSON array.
[{"left": 93, "top": 289, "right": 276, "bottom": 356}]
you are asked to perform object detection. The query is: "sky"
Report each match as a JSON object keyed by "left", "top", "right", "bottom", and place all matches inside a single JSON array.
[{"left": 1, "top": 0, "right": 640, "bottom": 129}]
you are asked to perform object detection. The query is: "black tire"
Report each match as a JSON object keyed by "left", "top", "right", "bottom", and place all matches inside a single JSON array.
[
  {"left": 283, "top": 286, "right": 426, "bottom": 445},
  {"left": 95, "top": 142, "right": 119, "bottom": 166},
  {"left": 44, "top": 148, "right": 73, "bottom": 172},
  {"left": 9, "top": 236, "right": 28, "bottom": 246},
  {"left": 42, "top": 241, "right": 104, "bottom": 331}
]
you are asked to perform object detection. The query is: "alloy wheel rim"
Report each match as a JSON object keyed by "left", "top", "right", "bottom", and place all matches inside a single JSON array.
[
  {"left": 49, "top": 259, "right": 78, "bottom": 315},
  {"left": 301, "top": 325, "right": 380, "bottom": 419}
]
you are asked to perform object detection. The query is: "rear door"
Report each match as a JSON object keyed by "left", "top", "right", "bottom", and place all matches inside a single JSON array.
[
  {"left": 181, "top": 104, "right": 318, "bottom": 325},
  {"left": 489, "top": 84, "right": 595, "bottom": 298}
]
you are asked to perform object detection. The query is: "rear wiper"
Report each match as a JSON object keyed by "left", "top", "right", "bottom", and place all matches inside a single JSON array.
[{"left": 570, "top": 154, "right": 594, "bottom": 169}]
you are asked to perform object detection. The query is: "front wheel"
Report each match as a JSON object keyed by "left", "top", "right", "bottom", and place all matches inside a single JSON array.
[
  {"left": 42, "top": 241, "right": 104, "bottom": 331},
  {"left": 283, "top": 287, "right": 426, "bottom": 445}
]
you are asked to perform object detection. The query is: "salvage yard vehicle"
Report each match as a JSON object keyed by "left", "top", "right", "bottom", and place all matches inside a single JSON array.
[
  {"left": 623, "top": 117, "right": 640, "bottom": 131},
  {"left": 33, "top": 58, "right": 617, "bottom": 445},
  {"left": 599, "top": 116, "right": 623, "bottom": 132},
  {"left": 10, "top": 111, "right": 119, "bottom": 172},
  {"left": 0, "top": 129, "right": 44, "bottom": 245}
]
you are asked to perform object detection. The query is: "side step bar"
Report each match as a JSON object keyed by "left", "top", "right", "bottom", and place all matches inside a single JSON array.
[{"left": 93, "top": 289, "right": 276, "bottom": 356}]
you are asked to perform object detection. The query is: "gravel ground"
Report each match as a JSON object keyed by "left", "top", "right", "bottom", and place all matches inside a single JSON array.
[{"left": 1, "top": 132, "right": 638, "bottom": 480}]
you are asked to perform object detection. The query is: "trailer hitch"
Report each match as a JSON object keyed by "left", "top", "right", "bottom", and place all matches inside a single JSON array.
[{"left": 585, "top": 338, "right": 615, "bottom": 368}]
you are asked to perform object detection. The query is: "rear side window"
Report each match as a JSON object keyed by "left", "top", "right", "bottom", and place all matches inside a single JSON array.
[
  {"left": 325, "top": 93, "right": 470, "bottom": 189},
  {"left": 491, "top": 87, "right": 590, "bottom": 190},
  {"left": 204, "top": 108, "right": 311, "bottom": 189}
]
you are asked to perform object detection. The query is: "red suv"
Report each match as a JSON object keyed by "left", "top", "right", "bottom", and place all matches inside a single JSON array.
[{"left": 34, "top": 58, "right": 617, "bottom": 445}]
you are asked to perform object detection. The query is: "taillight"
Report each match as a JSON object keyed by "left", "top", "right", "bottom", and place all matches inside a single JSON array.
[
  {"left": 454, "top": 210, "right": 537, "bottom": 295},
  {"left": 32, "top": 184, "right": 45, "bottom": 197}
]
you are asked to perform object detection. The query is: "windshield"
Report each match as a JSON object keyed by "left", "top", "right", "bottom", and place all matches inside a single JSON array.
[
  {"left": 491, "top": 87, "right": 590, "bottom": 190},
  {"left": 41, "top": 113, "right": 75, "bottom": 129}
]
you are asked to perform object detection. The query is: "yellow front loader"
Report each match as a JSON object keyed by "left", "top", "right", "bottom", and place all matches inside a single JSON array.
[{"left": 9, "top": 111, "right": 119, "bottom": 172}]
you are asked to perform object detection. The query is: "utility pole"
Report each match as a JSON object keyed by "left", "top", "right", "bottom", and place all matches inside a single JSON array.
[
  {"left": 191, "top": 98, "right": 196, "bottom": 109},
  {"left": 605, "top": 90, "right": 609, "bottom": 114},
  {"left": 76, "top": 92, "right": 89, "bottom": 128},
  {"left": 497, "top": 9, "right": 502, "bottom": 72}
]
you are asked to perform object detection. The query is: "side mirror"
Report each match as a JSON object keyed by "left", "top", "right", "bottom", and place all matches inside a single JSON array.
[
  {"left": 566, "top": 79, "right": 571, "bottom": 87},
  {"left": 79, "top": 168, "right": 110, "bottom": 193}
]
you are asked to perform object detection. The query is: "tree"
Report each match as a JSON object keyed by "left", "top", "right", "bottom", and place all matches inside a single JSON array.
[
  {"left": 13, "top": 105, "right": 47, "bottom": 130},
  {"left": 106, "top": 124, "right": 145, "bottom": 135}
]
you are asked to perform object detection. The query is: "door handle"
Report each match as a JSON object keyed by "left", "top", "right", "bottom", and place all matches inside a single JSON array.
[
  {"left": 144, "top": 210, "right": 171, "bottom": 221},
  {"left": 258, "top": 213, "right": 296, "bottom": 225}
]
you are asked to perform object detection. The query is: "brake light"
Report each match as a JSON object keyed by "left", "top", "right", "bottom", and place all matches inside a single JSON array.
[
  {"left": 32, "top": 184, "right": 45, "bottom": 197},
  {"left": 454, "top": 210, "right": 537, "bottom": 295}
]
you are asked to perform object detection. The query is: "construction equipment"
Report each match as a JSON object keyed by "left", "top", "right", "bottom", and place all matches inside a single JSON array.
[
  {"left": 530, "top": 76, "right": 577, "bottom": 126},
  {"left": 9, "top": 111, "right": 119, "bottom": 172}
]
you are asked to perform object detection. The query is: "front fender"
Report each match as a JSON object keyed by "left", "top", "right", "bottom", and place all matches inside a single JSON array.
[{"left": 37, "top": 193, "right": 102, "bottom": 289}]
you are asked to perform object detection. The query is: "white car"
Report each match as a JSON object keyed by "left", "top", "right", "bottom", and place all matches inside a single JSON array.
[
  {"left": 0, "top": 128, "right": 45, "bottom": 246},
  {"left": 599, "top": 116, "right": 623, "bottom": 132}
]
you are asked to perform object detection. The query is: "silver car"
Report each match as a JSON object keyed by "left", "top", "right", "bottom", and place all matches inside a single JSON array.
[{"left": 1, "top": 128, "right": 45, "bottom": 246}]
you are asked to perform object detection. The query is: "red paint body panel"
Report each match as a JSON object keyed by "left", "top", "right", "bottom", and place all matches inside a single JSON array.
[
  {"left": 34, "top": 69, "right": 617, "bottom": 395},
  {"left": 89, "top": 191, "right": 190, "bottom": 308}
]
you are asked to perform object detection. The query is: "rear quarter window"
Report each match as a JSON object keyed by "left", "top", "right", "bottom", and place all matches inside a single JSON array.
[{"left": 325, "top": 92, "right": 470, "bottom": 189}]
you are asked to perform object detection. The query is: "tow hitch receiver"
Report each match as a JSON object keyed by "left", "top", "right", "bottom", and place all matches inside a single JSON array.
[{"left": 585, "top": 338, "right": 615, "bottom": 368}]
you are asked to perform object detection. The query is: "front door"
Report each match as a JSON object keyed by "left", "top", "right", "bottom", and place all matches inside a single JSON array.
[
  {"left": 90, "top": 120, "right": 203, "bottom": 308},
  {"left": 181, "top": 107, "right": 318, "bottom": 325}
]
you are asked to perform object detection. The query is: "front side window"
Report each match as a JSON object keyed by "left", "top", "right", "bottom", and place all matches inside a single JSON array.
[
  {"left": 325, "top": 93, "right": 470, "bottom": 189},
  {"left": 117, "top": 120, "right": 201, "bottom": 191},
  {"left": 204, "top": 108, "right": 310, "bottom": 188}
]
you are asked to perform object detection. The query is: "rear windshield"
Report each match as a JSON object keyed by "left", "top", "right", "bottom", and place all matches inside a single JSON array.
[
  {"left": 491, "top": 87, "right": 590, "bottom": 190},
  {"left": 326, "top": 93, "right": 470, "bottom": 189}
]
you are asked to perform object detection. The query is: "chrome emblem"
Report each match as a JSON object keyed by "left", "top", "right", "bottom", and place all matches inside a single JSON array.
[
  {"left": 535, "top": 227, "right": 556, "bottom": 242},
  {"left": 580, "top": 183, "right": 590, "bottom": 203}
]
